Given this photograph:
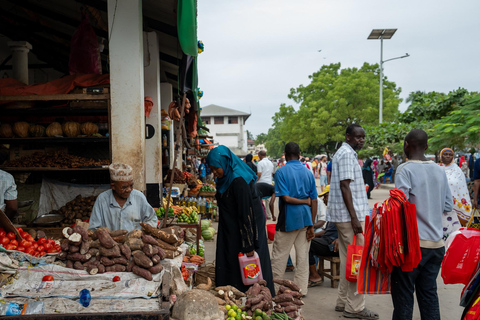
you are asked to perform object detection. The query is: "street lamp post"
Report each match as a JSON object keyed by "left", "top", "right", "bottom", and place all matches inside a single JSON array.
[{"left": 368, "top": 29, "right": 410, "bottom": 124}]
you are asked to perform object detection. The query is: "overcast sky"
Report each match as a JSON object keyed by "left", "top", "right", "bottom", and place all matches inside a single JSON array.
[{"left": 197, "top": 0, "right": 480, "bottom": 137}]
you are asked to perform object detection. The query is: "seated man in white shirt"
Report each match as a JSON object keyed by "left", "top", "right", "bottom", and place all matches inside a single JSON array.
[{"left": 89, "top": 163, "right": 157, "bottom": 232}]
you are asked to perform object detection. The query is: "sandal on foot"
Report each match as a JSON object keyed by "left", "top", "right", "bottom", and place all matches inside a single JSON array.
[
  {"left": 308, "top": 280, "right": 322, "bottom": 287},
  {"left": 335, "top": 306, "right": 345, "bottom": 312},
  {"left": 343, "top": 308, "right": 379, "bottom": 320}
]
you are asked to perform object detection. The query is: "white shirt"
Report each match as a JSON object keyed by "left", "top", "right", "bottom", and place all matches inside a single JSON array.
[
  {"left": 257, "top": 158, "right": 274, "bottom": 184},
  {"left": 327, "top": 143, "right": 369, "bottom": 222}
]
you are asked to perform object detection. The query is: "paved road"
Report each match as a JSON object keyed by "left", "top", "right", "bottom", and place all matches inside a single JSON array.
[{"left": 204, "top": 183, "right": 465, "bottom": 319}]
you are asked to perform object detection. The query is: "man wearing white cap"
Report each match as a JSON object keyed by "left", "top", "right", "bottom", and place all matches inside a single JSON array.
[{"left": 89, "top": 163, "right": 157, "bottom": 232}]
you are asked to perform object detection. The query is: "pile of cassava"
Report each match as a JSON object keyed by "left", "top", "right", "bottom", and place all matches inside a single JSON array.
[
  {"left": 58, "top": 222, "right": 184, "bottom": 280},
  {"left": 272, "top": 278, "right": 304, "bottom": 318}
]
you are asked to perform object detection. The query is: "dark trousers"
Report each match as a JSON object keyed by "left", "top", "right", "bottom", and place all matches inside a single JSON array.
[
  {"left": 308, "top": 236, "right": 338, "bottom": 266},
  {"left": 391, "top": 247, "right": 445, "bottom": 320}
]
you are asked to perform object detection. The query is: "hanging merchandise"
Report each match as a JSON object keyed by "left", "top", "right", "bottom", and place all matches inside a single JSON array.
[
  {"left": 144, "top": 96, "right": 153, "bottom": 117},
  {"left": 197, "top": 40, "right": 204, "bottom": 54},
  {"left": 197, "top": 89, "right": 203, "bottom": 99},
  {"left": 357, "top": 188, "right": 421, "bottom": 294},
  {"left": 69, "top": 14, "right": 102, "bottom": 75}
]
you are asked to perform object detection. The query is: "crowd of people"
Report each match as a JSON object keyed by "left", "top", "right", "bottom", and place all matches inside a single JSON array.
[
  {"left": 2, "top": 121, "right": 479, "bottom": 320},
  {"left": 203, "top": 123, "right": 480, "bottom": 320}
]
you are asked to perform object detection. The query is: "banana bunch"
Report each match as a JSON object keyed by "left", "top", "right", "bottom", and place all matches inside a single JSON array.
[
  {"left": 182, "top": 206, "right": 195, "bottom": 217},
  {"left": 162, "top": 197, "right": 173, "bottom": 208}
]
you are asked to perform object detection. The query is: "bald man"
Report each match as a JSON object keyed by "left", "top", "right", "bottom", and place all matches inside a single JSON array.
[{"left": 392, "top": 129, "right": 453, "bottom": 320}]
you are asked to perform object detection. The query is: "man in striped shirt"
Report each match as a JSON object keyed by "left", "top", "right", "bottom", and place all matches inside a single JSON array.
[{"left": 0, "top": 169, "right": 17, "bottom": 219}]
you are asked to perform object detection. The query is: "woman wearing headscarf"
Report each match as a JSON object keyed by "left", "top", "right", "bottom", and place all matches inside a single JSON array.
[
  {"left": 439, "top": 148, "right": 472, "bottom": 238},
  {"left": 362, "top": 158, "right": 374, "bottom": 199},
  {"left": 244, "top": 153, "right": 257, "bottom": 174},
  {"left": 206, "top": 146, "right": 274, "bottom": 295}
]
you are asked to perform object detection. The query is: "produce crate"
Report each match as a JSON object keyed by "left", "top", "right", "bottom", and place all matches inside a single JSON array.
[{"left": 198, "top": 191, "right": 216, "bottom": 197}]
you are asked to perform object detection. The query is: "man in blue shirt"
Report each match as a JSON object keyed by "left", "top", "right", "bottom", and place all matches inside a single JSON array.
[
  {"left": 89, "top": 163, "right": 157, "bottom": 232},
  {"left": 271, "top": 142, "right": 318, "bottom": 295}
]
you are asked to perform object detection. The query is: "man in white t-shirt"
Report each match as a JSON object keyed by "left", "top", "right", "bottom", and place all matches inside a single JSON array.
[{"left": 257, "top": 150, "right": 275, "bottom": 219}]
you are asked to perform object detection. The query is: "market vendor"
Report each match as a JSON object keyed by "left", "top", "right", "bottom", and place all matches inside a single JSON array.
[
  {"left": 0, "top": 169, "right": 18, "bottom": 220},
  {"left": 89, "top": 163, "right": 157, "bottom": 232}
]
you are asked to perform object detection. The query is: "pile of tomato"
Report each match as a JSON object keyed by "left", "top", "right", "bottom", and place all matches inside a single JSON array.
[{"left": 0, "top": 228, "right": 61, "bottom": 257}]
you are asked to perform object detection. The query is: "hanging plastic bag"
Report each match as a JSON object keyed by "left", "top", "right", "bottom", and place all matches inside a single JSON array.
[
  {"left": 346, "top": 235, "right": 363, "bottom": 282},
  {"left": 69, "top": 14, "right": 101, "bottom": 75},
  {"left": 442, "top": 228, "right": 480, "bottom": 285}
]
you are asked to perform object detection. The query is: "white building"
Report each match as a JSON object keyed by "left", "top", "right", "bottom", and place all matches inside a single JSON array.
[
  {"left": 255, "top": 144, "right": 267, "bottom": 154},
  {"left": 201, "top": 104, "right": 250, "bottom": 156}
]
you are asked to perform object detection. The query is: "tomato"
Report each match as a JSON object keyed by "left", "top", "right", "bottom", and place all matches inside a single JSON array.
[
  {"left": 10, "top": 239, "right": 18, "bottom": 247},
  {"left": 47, "top": 248, "right": 57, "bottom": 253},
  {"left": 17, "top": 246, "right": 25, "bottom": 252},
  {"left": 25, "top": 248, "right": 35, "bottom": 255},
  {"left": 54, "top": 244, "right": 61, "bottom": 251},
  {"left": 47, "top": 238, "right": 55, "bottom": 245},
  {"left": 5, "top": 244, "right": 16, "bottom": 250},
  {"left": 39, "top": 252, "right": 47, "bottom": 257},
  {"left": 44, "top": 243, "right": 53, "bottom": 250},
  {"left": 26, "top": 235, "right": 34, "bottom": 242},
  {"left": 37, "top": 245, "right": 45, "bottom": 252},
  {"left": 31, "top": 243, "right": 38, "bottom": 250},
  {"left": 0, "top": 237, "right": 9, "bottom": 246},
  {"left": 20, "top": 240, "right": 31, "bottom": 248},
  {"left": 33, "top": 252, "right": 40, "bottom": 257},
  {"left": 42, "top": 275, "right": 54, "bottom": 281},
  {"left": 16, "top": 227, "right": 23, "bottom": 233},
  {"left": 37, "top": 237, "right": 47, "bottom": 245},
  {"left": 6, "top": 232, "right": 16, "bottom": 240},
  {"left": 21, "top": 232, "right": 29, "bottom": 239},
  {"left": 112, "top": 276, "right": 121, "bottom": 282},
  {"left": 0, "top": 230, "right": 6, "bottom": 238}
]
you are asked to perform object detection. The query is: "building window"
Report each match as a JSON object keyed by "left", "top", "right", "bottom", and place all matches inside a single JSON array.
[
  {"left": 228, "top": 116, "right": 238, "bottom": 124},
  {"left": 214, "top": 117, "right": 224, "bottom": 124},
  {"left": 201, "top": 117, "right": 210, "bottom": 124}
]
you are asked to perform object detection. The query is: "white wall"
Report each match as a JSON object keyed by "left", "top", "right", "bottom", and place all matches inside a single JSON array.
[{"left": 203, "top": 116, "right": 248, "bottom": 154}]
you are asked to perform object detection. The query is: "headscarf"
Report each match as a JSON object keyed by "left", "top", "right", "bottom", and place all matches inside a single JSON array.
[
  {"left": 245, "top": 154, "right": 253, "bottom": 163},
  {"left": 440, "top": 148, "right": 454, "bottom": 163},
  {"left": 459, "top": 156, "right": 466, "bottom": 168},
  {"left": 363, "top": 158, "right": 373, "bottom": 172},
  {"left": 206, "top": 145, "right": 257, "bottom": 194}
]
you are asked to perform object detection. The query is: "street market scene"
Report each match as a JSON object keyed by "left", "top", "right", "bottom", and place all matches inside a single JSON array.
[{"left": 0, "top": 0, "right": 479, "bottom": 319}]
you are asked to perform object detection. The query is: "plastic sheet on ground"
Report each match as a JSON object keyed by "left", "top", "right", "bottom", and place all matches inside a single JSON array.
[
  {"left": 3, "top": 296, "right": 163, "bottom": 314},
  {"left": 2, "top": 264, "right": 164, "bottom": 300}
]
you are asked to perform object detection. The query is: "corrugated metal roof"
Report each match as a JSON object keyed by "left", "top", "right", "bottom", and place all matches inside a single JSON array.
[{"left": 201, "top": 104, "right": 251, "bottom": 118}]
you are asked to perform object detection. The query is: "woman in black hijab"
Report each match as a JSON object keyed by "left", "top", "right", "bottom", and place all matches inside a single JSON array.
[
  {"left": 244, "top": 154, "right": 257, "bottom": 174},
  {"left": 362, "top": 158, "right": 374, "bottom": 199}
]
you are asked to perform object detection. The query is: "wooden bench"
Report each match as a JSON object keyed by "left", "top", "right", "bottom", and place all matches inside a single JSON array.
[{"left": 317, "top": 256, "right": 340, "bottom": 288}]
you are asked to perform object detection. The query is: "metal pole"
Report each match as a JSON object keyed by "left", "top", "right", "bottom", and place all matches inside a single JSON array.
[{"left": 379, "top": 36, "right": 383, "bottom": 124}]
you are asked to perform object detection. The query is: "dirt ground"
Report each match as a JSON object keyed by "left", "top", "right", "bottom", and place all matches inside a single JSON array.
[{"left": 203, "top": 183, "right": 465, "bottom": 320}]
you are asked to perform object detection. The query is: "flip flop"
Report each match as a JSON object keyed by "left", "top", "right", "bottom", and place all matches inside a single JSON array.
[{"left": 308, "top": 280, "right": 323, "bottom": 287}]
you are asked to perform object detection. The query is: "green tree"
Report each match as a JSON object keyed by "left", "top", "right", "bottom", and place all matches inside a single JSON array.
[
  {"left": 430, "top": 94, "right": 480, "bottom": 151},
  {"left": 255, "top": 133, "right": 267, "bottom": 145},
  {"left": 246, "top": 130, "right": 254, "bottom": 141},
  {"left": 284, "top": 62, "right": 402, "bottom": 152}
]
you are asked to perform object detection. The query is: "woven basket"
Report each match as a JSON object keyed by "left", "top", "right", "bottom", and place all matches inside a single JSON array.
[{"left": 195, "top": 262, "right": 215, "bottom": 287}]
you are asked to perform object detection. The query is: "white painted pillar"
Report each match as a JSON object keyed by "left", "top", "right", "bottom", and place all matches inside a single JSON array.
[
  {"left": 108, "top": 0, "right": 146, "bottom": 191},
  {"left": 8, "top": 41, "right": 32, "bottom": 85},
  {"left": 143, "top": 31, "right": 162, "bottom": 206},
  {"left": 160, "top": 83, "right": 174, "bottom": 168}
]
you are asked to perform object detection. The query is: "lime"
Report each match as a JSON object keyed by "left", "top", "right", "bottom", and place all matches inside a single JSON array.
[
  {"left": 232, "top": 305, "right": 238, "bottom": 311},
  {"left": 230, "top": 311, "right": 237, "bottom": 318},
  {"left": 225, "top": 305, "right": 231, "bottom": 311},
  {"left": 255, "top": 316, "right": 262, "bottom": 320},
  {"left": 254, "top": 309, "right": 263, "bottom": 317},
  {"left": 235, "top": 314, "right": 242, "bottom": 320}
]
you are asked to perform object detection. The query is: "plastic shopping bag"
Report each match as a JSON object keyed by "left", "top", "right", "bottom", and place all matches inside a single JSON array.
[
  {"left": 442, "top": 228, "right": 480, "bottom": 285},
  {"left": 346, "top": 235, "right": 363, "bottom": 282}
]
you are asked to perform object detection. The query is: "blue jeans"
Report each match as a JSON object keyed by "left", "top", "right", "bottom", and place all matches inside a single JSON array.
[{"left": 391, "top": 247, "right": 445, "bottom": 320}]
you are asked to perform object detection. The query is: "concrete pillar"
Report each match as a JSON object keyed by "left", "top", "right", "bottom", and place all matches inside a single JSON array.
[
  {"left": 8, "top": 41, "right": 32, "bottom": 85},
  {"left": 144, "top": 31, "right": 162, "bottom": 207},
  {"left": 160, "top": 83, "right": 174, "bottom": 168},
  {"left": 108, "top": 0, "right": 146, "bottom": 191}
]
